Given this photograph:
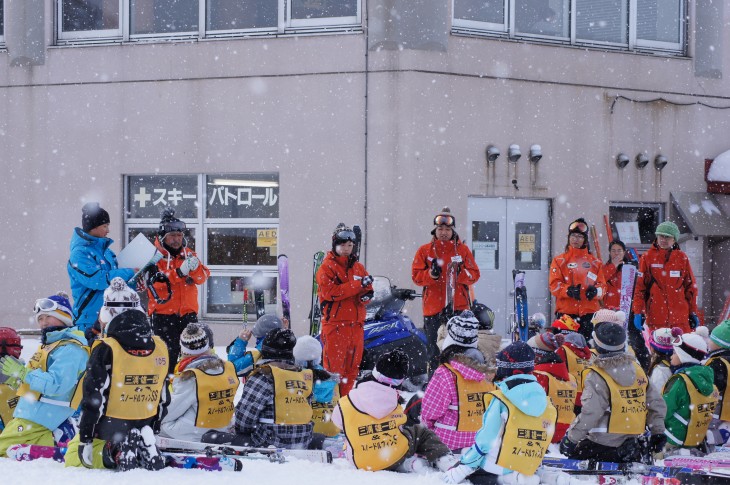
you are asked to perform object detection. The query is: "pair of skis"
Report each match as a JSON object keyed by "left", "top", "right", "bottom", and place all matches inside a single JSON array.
[
  {"left": 512, "top": 270, "right": 529, "bottom": 342},
  {"left": 309, "top": 225, "right": 361, "bottom": 336}
]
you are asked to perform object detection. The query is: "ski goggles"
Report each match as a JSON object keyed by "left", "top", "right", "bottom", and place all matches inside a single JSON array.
[
  {"left": 334, "top": 230, "right": 357, "bottom": 243},
  {"left": 568, "top": 221, "right": 588, "bottom": 233},
  {"left": 104, "top": 300, "right": 140, "bottom": 309},
  {"left": 161, "top": 220, "right": 186, "bottom": 234},
  {"left": 433, "top": 215, "right": 455, "bottom": 227},
  {"left": 34, "top": 298, "right": 63, "bottom": 314}
]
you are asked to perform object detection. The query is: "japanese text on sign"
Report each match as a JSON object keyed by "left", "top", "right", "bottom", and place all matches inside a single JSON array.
[
  {"left": 257, "top": 229, "right": 278, "bottom": 248},
  {"left": 208, "top": 187, "right": 278, "bottom": 207}
]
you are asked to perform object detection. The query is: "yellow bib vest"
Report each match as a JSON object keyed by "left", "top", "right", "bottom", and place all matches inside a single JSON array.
[
  {"left": 17, "top": 338, "right": 88, "bottom": 408},
  {"left": 268, "top": 366, "right": 313, "bottom": 425},
  {"left": 0, "top": 384, "right": 18, "bottom": 426},
  {"left": 562, "top": 346, "right": 591, "bottom": 391},
  {"left": 484, "top": 390, "right": 557, "bottom": 475},
  {"left": 437, "top": 363, "right": 495, "bottom": 432},
  {"left": 338, "top": 395, "right": 409, "bottom": 471},
  {"left": 189, "top": 361, "right": 239, "bottom": 428},
  {"left": 312, "top": 384, "right": 340, "bottom": 437},
  {"left": 583, "top": 361, "right": 648, "bottom": 435},
  {"left": 103, "top": 336, "right": 168, "bottom": 420},
  {"left": 666, "top": 373, "right": 719, "bottom": 447},
  {"left": 533, "top": 371, "right": 577, "bottom": 425},
  {"left": 705, "top": 357, "right": 730, "bottom": 421}
]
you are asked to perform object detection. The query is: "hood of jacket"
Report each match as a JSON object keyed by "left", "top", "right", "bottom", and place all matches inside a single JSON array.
[
  {"left": 675, "top": 364, "right": 716, "bottom": 396},
  {"left": 106, "top": 309, "right": 155, "bottom": 351},
  {"left": 45, "top": 326, "right": 88, "bottom": 347},
  {"left": 348, "top": 380, "right": 400, "bottom": 419},
  {"left": 324, "top": 250, "right": 353, "bottom": 270},
  {"left": 496, "top": 374, "right": 547, "bottom": 417},
  {"left": 565, "top": 245, "right": 591, "bottom": 258},
  {"left": 707, "top": 348, "right": 730, "bottom": 361},
  {"left": 563, "top": 342, "right": 593, "bottom": 360},
  {"left": 593, "top": 352, "right": 637, "bottom": 387},
  {"left": 448, "top": 354, "right": 489, "bottom": 380},
  {"left": 535, "top": 361, "right": 571, "bottom": 381},
  {"left": 70, "top": 227, "right": 113, "bottom": 253}
]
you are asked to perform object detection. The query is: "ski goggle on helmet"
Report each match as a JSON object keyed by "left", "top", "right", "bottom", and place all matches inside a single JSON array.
[
  {"left": 568, "top": 220, "right": 588, "bottom": 234},
  {"left": 433, "top": 214, "right": 455, "bottom": 227},
  {"left": 160, "top": 220, "right": 186, "bottom": 235},
  {"left": 34, "top": 298, "right": 64, "bottom": 314}
]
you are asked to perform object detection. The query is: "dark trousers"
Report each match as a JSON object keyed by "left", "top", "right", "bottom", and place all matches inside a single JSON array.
[
  {"left": 151, "top": 312, "right": 198, "bottom": 375},
  {"left": 627, "top": 317, "right": 651, "bottom": 370},
  {"left": 571, "top": 438, "right": 642, "bottom": 463},
  {"left": 389, "top": 423, "right": 451, "bottom": 471},
  {"left": 556, "top": 312, "right": 594, "bottom": 342},
  {"left": 424, "top": 312, "right": 449, "bottom": 374}
]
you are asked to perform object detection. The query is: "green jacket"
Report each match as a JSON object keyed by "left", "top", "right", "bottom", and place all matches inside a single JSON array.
[{"left": 662, "top": 364, "right": 715, "bottom": 446}]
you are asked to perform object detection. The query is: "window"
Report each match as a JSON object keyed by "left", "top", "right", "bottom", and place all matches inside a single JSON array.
[
  {"left": 58, "top": 0, "right": 361, "bottom": 43},
  {"left": 608, "top": 202, "right": 664, "bottom": 249},
  {"left": 0, "top": 0, "right": 5, "bottom": 41},
  {"left": 124, "top": 173, "right": 280, "bottom": 321},
  {"left": 453, "top": 0, "right": 686, "bottom": 54}
]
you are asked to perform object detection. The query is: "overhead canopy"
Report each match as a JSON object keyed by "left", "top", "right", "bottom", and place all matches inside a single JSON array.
[{"left": 671, "top": 192, "right": 730, "bottom": 238}]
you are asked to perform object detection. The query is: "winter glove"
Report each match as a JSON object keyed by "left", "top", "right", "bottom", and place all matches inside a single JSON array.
[
  {"left": 633, "top": 314, "right": 644, "bottom": 331},
  {"left": 649, "top": 434, "right": 667, "bottom": 454},
  {"left": 361, "top": 275, "right": 374, "bottom": 287},
  {"left": 178, "top": 256, "right": 200, "bottom": 276},
  {"left": 689, "top": 313, "right": 700, "bottom": 330},
  {"left": 585, "top": 285, "right": 598, "bottom": 301},
  {"left": 559, "top": 436, "right": 577, "bottom": 457},
  {"left": 442, "top": 463, "right": 474, "bottom": 484},
  {"left": 0, "top": 356, "right": 28, "bottom": 384},
  {"left": 430, "top": 260, "right": 442, "bottom": 280},
  {"left": 566, "top": 285, "right": 581, "bottom": 301},
  {"left": 360, "top": 290, "right": 375, "bottom": 302},
  {"left": 79, "top": 442, "right": 94, "bottom": 468}
]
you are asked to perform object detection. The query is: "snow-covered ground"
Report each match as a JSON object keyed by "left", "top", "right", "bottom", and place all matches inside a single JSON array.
[{"left": 0, "top": 338, "right": 619, "bottom": 484}]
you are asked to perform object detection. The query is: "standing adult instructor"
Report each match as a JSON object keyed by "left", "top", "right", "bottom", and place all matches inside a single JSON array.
[
  {"left": 412, "top": 207, "right": 480, "bottom": 373},
  {"left": 148, "top": 208, "right": 210, "bottom": 375},
  {"left": 68, "top": 202, "right": 137, "bottom": 339}
]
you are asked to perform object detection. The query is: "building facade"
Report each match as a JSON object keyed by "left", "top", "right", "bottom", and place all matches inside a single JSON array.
[{"left": 1, "top": 1, "right": 729, "bottom": 340}]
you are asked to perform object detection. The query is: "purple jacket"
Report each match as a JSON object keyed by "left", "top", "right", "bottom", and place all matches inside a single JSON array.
[{"left": 421, "top": 355, "right": 490, "bottom": 450}]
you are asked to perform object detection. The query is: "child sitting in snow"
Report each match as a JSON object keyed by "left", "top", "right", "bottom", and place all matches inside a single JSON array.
[
  {"left": 160, "top": 322, "right": 239, "bottom": 442},
  {"left": 332, "top": 349, "right": 458, "bottom": 473},
  {"left": 227, "top": 314, "right": 283, "bottom": 376},
  {"left": 0, "top": 327, "right": 22, "bottom": 432},
  {"left": 422, "top": 312, "right": 493, "bottom": 453},
  {"left": 0, "top": 292, "right": 88, "bottom": 456},
  {"left": 293, "top": 335, "right": 340, "bottom": 438},
  {"left": 647, "top": 327, "right": 683, "bottom": 392},
  {"left": 704, "top": 320, "right": 730, "bottom": 447}
]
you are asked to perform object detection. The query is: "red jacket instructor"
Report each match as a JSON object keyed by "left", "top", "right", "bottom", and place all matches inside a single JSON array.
[
  {"left": 148, "top": 208, "right": 210, "bottom": 375},
  {"left": 411, "top": 207, "right": 480, "bottom": 372},
  {"left": 317, "top": 224, "right": 373, "bottom": 397}
]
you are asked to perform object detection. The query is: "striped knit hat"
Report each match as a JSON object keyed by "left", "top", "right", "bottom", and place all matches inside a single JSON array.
[
  {"left": 673, "top": 333, "right": 707, "bottom": 365},
  {"left": 495, "top": 341, "right": 535, "bottom": 381}
]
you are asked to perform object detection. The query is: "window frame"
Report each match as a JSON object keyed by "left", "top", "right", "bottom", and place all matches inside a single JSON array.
[
  {"left": 0, "top": 0, "right": 6, "bottom": 44},
  {"left": 57, "top": 0, "right": 362, "bottom": 44},
  {"left": 607, "top": 201, "right": 665, "bottom": 251},
  {"left": 452, "top": 0, "right": 687, "bottom": 55},
  {"left": 124, "top": 173, "right": 280, "bottom": 322}
]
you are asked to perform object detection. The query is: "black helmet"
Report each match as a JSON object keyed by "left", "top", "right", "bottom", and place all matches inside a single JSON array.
[
  {"left": 158, "top": 208, "right": 187, "bottom": 239},
  {"left": 471, "top": 302, "right": 494, "bottom": 331},
  {"left": 261, "top": 328, "right": 297, "bottom": 360},
  {"left": 331, "top": 223, "right": 356, "bottom": 252}
]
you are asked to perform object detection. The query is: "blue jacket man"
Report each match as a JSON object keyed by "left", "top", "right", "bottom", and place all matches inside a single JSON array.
[{"left": 67, "top": 203, "right": 136, "bottom": 334}]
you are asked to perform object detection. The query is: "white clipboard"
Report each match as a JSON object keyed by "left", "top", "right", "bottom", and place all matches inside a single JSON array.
[{"left": 117, "top": 233, "right": 158, "bottom": 269}]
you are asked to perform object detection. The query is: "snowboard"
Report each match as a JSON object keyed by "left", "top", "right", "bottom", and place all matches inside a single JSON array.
[
  {"left": 253, "top": 270, "right": 266, "bottom": 319},
  {"left": 156, "top": 436, "right": 332, "bottom": 464},
  {"left": 619, "top": 263, "right": 638, "bottom": 329},
  {"left": 309, "top": 251, "right": 325, "bottom": 336},
  {"left": 278, "top": 254, "right": 290, "bottom": 323},
  {"left": 513, "top": 270, "right": 528, "bottom": 341}
]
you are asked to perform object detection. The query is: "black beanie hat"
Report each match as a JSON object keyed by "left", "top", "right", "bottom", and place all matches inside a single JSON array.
[
  {"left": 82, "top": 202, "right": 110, "bottom": 233},
  {"left": 592, "top": 322, "right": 627, "bottom": 354},
  {"left": 373, "top": 349, "right": 410, "bottom": 384},
  {"left": 261, "top": 328, "right": 296, "bottom": 361}
]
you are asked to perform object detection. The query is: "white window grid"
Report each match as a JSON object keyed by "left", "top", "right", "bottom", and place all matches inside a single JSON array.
[
  {"left": 57, "top": 0, "right": 362, "bottom": 44},
  {"left": 452, "top": 0, "right": 686, "bottom": 55},
  {"left": 124, "top": 174, "right": 280, "bottom": 320},
  {"left": 0, "top": 0, "right": 5, "bottom": 45}
]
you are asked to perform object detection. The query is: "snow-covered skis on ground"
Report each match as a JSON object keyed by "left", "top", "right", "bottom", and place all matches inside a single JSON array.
[
  {"left": 163, "top": 452, "right": 243, "bottom": 471},
  {"left": 156, "top": 436, "right": 332, "bottom": 464}
]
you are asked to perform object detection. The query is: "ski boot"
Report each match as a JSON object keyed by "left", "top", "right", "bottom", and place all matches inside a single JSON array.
[{"left": 138, "top": 425, "right": 166, "bottom": 470}]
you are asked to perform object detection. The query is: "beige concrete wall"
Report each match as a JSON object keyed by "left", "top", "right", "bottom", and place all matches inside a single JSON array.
[{"left": 2, "top": 4, "right": 730, "bottom": 338}]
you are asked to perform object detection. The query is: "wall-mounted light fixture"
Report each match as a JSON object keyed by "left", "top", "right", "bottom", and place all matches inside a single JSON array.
[
  {"left": 616, "top": 153, "right": 629, "bottom": 169},
  {"left": 654, "top": 155, "right": 668, "bottom": 171},
  {"left": 635, "top": 153, "right": 649, "bottom": 169},
  {"left": 486, "top": 145, "right": 500, "bottom": 164},
  {"left": 529, "top": 145, "right": 542, "bottom": 164},
  {"left": 508, "top": 144, "right": 522, "bottom": 163}
]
